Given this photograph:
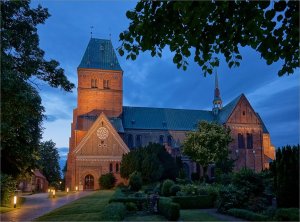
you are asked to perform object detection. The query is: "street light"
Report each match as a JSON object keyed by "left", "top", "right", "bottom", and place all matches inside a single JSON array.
[{"left": 13, "top": 195, "right": 17, "bottom": 208}]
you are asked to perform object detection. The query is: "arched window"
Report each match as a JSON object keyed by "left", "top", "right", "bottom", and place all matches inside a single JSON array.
[
  {"left": 247, "top": 133, "right": 253, "bottom": 149},
  {"left": 109, "top": 163, "right": 113, "bottom": 173},
  {"left": 128, "top": 134, "right": 133, "bottom": 149},
  {"left": 116, "top": 163, "right": 119, "bottom": 173},
  {"left": 238, "top": 133, "right": 245, "bottom": 149},
  {"left": 159, "top": 135, "right": 164, "bottom": 145},
  {"left": 167, "top": 135, "right": 172, "bottom": 146},
  {"left": 136, "top": 135, "right": 142, "bottom": 148}
]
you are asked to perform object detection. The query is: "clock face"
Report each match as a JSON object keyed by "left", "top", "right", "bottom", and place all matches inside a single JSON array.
[{"left": 97, "top": 127, "right": 109, "bottom": 140}]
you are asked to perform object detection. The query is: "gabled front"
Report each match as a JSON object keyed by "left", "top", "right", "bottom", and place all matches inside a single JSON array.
[{"left": 67, "top": 112, "right": 129, "bottom": 191}]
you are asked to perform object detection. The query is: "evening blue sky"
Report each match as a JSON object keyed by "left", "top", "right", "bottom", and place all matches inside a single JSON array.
[{"left": 31, "top": 1, "right": 299, "bottom": 168}]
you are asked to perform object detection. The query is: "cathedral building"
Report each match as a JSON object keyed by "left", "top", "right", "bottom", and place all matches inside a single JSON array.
[{"left": 65, "top": 38, "right": 275, "bottom": 190}]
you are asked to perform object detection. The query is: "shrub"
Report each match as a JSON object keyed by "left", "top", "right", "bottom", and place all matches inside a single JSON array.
[
  {"left": 180, "top": 184, "right": 199, "bottom": 196},
  {"left": 227, "top": 208, "right": 269, "bottom": 221},
  {"left": 0, "top": 174, "right": 17, "bottom": 206},
  {"left": 99, "top": 173, "right": 116, "bottom": 189},
  {"left": 158, "top": 197, "right": 180, "bottom": 221},
  {"left": 125, "top": 202, "right": 138, "bottom": 211},
  {"left": 129, "top": 171, "right": 142, "bottom": 191},
  {"left": 169, "top": 184, "right": 181, "bottom": 196},
  {"left": 171, "top": 195, "right": 214, "bottom": 209},
  {"left": 161, "top": 179, "right": 174, "bottom": 197},
  {"left": 274, "top": 208, "right": 300, "bottom": 221},
  {"left": 191, "top": 172, "right": 200, "bottom": 181},
  {"left": 217, "top": 184, "right": 241, "bottom": 213},
  {"left": 99, "top": 203, "right": 126, "bottom": 221}
]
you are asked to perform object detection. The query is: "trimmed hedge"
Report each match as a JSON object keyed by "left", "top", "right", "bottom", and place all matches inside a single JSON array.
[
  {"left": 227, "top": 208, "right": 269, "bottom": 221},
  {"left": 158, "top": 197, "right": 180, "bottom": 221},
  {"left": 171, "top": 195, "right": 214, "bottom": 209},
  {"left": 99, "top": 203, "right": 126, "bottom": 221},
  {"left": 109, "top": 197, "right": 148, "bottom": 210},
  {"left": 274, "top": 208, "right": 300, "bottom": 221}
]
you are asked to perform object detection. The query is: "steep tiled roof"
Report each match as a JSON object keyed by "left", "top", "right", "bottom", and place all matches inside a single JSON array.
[
  {"left": 217, "top": 94, "right": 243, "bottom": 124},
  {"left": 256, "top": 113, "right": 269, "bottom": 133},
  {"left": 78, "top": 38, "right": 122, "bottom": 71},
  {"left": 122, "top": 106, "right": 215, "bottom": 130}
]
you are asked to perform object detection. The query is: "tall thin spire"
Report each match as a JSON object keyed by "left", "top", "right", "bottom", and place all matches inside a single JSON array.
[{"left": 212, "top": 70, "right": 222, "bottom": 115}]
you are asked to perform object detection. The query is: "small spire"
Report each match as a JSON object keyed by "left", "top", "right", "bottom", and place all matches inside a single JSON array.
[
  {"left": 212, "top": 70, "right": 222, "bottom": 115},
  {"left": 90, "top": 26, "right": 94, "bottom": 38}
]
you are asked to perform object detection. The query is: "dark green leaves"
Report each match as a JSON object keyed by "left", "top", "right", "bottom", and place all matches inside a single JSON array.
[{"left": 119, "top": 0, "right": 299, "bottom": 76}]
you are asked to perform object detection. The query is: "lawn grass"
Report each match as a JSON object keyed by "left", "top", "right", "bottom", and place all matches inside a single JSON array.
[
  {"left": 125, "top": 214, "right": 166, "bottom": 221},
  {"left": 35, "top": 190, "right": 114, "bottom": 221},
  {"left": 180, "top": 209, "right": 221, "bottom": 221},
  {"left": 0, "top": 197, "right": 26, "bottom": 214}
]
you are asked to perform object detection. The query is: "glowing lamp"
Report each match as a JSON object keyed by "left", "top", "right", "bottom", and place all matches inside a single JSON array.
[
  {"left": 13, "top": 195, "right": 17, "bottom": 208},
  {"left": 52, "top": 189, "right": 56, "bottom": 198},
  {"left": 66, "top": 187, "right": 69, "bottom": 193},
  {"left": 75, "top": 186, "right": 78, "bottom": 191}
]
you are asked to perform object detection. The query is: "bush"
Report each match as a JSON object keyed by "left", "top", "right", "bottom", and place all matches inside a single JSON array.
[
  {"left": 180, "top": 184, "right": 200, "bottom": 196},
  {"left": 161, "top": 179, "right": 174, "bottom": 197},
  {"left": 217, "top": 184, "right": 241, "bottom": 213},
  {"left": 129, "top": 171, "right": 142, "bottom": 191},
  {"left": 274, "top": 208, "right": 300, "bottom": 221},
  {"left": 227, "top": 208, "right": 269, "bottom": 221},
  {"left": 99, "top": 173, "right": 116, "bottom": 189},
  {"left": 99, "top": 203, "right": 126, "bottom": 221},
  {"left": 125, "top": 202, "right": 138, "bottom": 211},
  {"left": 191, "top": 172, "right": 200, "bottom": 181},
  {"left": 169, "top": 184, "right": 181, "bottom": 196},
  {"left": 171, "top": 195, "right": 214, "bottom": 209},
  {"left": 0, "top": 174, "right": 17, "bottom": 206},
  {"left": 158, "top": 197, "right": 180, "bottom": 221}
]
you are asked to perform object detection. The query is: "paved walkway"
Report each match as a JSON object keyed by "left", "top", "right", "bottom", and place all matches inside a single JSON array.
[
  {"left": 199, "top": 209, "right": 247, "bottom": 221},
  {"left": 0, "top": 191, "right": 94, "bottom": 222}
]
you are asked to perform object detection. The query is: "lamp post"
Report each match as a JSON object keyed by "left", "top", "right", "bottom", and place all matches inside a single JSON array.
[
  {"left": 13, "top": 195, "right": 17, "bottom": 208},
  {"left": 75, "top": 186, "right": 78, "bottom": 192},
  {"left": 253, "top": 150, "right": 256, "bottom": 171},
  {"left": 66, "top": 187, "right": 69, "bottom": 193},
  {"left": 52, "top": 189, "right": 56, "bottom": 198}
]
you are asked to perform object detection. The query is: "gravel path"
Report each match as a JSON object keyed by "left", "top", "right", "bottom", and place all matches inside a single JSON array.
[{"left": 0, "top": 191, "right": 94, "bottom": 222}]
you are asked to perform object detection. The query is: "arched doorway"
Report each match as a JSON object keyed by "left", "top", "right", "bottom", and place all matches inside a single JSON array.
[{"left": 84, "top": 174, "right": 94, "bottom": 190}]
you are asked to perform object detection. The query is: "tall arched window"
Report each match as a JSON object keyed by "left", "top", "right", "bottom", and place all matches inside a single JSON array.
[
  {"left": 167, "top": 135, "right": 172, "bottom": 146},
  {"left": 116, "top": 163, "right": 119, "bottom": 173},
  {"left": 136, "top": 135, "right": 142, "bottom": 148},
  {"left": 128, "top": 134, "right": 133, "bottom": 148},
  {"left": 238, "top": 133, "right": 245, "bottom": 149},
  {"left": 247, "top": 133, "right": 253, "bottom": 149},
  {"left": 109, "top": 163, "right": 113, "bottom": 172},
  {"left": 159, "top": 135, "right": 164, "bottom": 145}
]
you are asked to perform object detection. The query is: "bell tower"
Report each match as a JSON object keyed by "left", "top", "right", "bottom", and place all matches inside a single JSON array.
[
  {"left": 212, "top": 71, "right": 222, "bottom": 115},
  {"left": 77, "top": 38, "right": 123, "bottom": 117}
]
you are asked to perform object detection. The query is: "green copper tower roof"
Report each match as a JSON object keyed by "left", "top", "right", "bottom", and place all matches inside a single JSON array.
[{"left": 78, "top": 38, "right": 122, "bottom": 71}]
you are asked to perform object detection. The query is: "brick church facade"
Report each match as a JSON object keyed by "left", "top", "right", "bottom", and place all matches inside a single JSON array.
[{"left": 65, "top": 38, "right": 275, "bottom": 190}]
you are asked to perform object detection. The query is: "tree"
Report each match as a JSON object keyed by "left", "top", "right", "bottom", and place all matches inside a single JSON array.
[
  {"left": 1, "top": 71, "right": 44, "bottom": 177},
  {"left": 120, "top": 143, "right": 178, "bottom": 182},
  {"left": 183, "top": 121, "right": 233, "bottom": 177},
  {"left": 1, "top": 0, "right": 74, "bottom": 177},
  {"left": 38, "top": 140, "right": 61, "bottom": 185},
  {"left": 270, "top": 145, "right": 299, "bottom": 208},
  {"left": 118, "top": 1, "right": 299, "bottom": 76}
]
